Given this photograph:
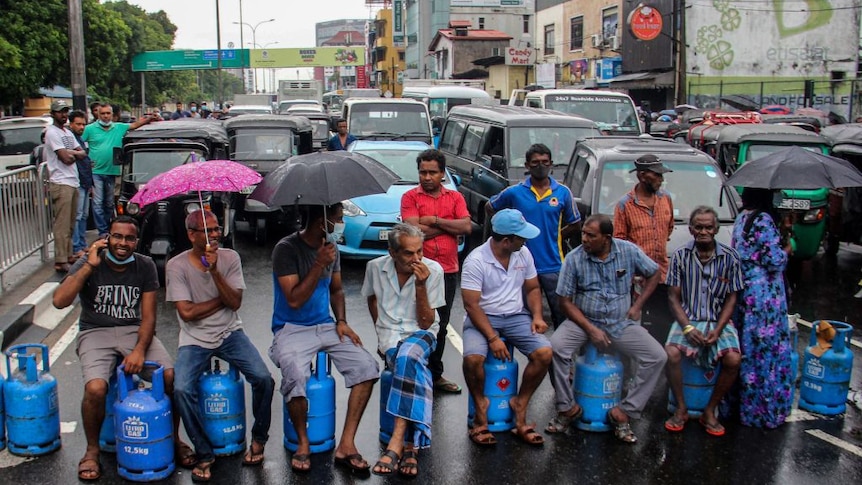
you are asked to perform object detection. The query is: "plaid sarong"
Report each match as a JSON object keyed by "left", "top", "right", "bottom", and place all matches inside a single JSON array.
[
  {"left": 385, "top": 330, "right": 436, "bottom": 449},
  {"left": 666, "top": 320, "right": 740, "bottom": 368}
]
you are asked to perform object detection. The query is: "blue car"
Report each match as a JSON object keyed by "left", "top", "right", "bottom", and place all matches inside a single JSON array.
[{"left": 340, "top": 140, "right": 463, "bottom": 259}]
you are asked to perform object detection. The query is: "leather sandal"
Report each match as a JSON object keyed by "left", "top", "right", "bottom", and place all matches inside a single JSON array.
[{"left": 608, "top": 410, "right": 637, "bottom": 444}]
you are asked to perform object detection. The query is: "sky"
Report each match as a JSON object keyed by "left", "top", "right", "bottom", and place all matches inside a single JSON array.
[{"left": 130, "top": 0, "right": 376, "bottom": 51}]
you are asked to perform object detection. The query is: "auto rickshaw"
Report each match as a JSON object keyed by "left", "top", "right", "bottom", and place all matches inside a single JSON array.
[
  {"left": 821, "top": 123, "right": 862, "bottom": 254},
  {"left": 223, "top": 114, "right": 314, "bottom": 243},
  {"left": 712, "top": 124, "right": 832, "bottom": 259},
  {"left": 298, "top": 112, "right": 336, "bottom": 152},
  {"left": 114, "top": 120, "right": 233, "bottom": 278}
]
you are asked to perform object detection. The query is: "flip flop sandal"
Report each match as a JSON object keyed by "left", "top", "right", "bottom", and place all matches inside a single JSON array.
[
  {"left": 608, "top": 411, "right": 638, "bottom": 444},
  {"left": 699, "top": 416, "right": 726, "bottom": 437},
  {"left": 468, "top": 427, "right": 497, "bottom": 446},
  {"left": 176, "top": 442, "right": 199, "bottom": 469},
  {"left": 399, "top": 450, "right": 419, "bottom": 478},
  {"left": 191, "top": 459, "right": 215, "bottom": 483},
  {"left": 664, "top": 414, "right": 688, "bottom": 433},
  {"left": 291, "top": 453, "right": 312, "bottom": 473},
  {"left": 335, "top": 453, "right": 371, "bottom": 475},
  {"left": 372, "top": 450, "right": 400, "bottom": 476},
  {"left": 77, "top": 457, "right": 102, "bottom": 481},
  {"left": 433, "top": 377, "right": 462, "bottom": 394},
  {"left": 242, "top": 441, "right": 265, "bottom": 466},
  {"left": 511, "top": 425, "right": 545, "bottom": 446},
  {"left": 545, "top": 406, "right": 584, "bottom": 434}
]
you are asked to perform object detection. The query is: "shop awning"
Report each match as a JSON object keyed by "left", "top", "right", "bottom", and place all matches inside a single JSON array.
[{"left": 610, "top": 71, "right": 675, "bottom": 89}]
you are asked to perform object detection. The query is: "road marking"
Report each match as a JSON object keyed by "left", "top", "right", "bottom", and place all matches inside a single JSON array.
[
  {"left": 61, "top": 421, "right": 78, "bottom": 434},
  {"left": 785, "top": 409, "right": 820, "bottom": 422},
  {"left": 805, "top": 429, "right": 862, "bottom": 458},
  {"left": 49, "top": 321, "right": 78, "bottom": 366},
  {"left": 447, "top": 325, "right": 464, "bottom": 355},
  {"left": 796, "top": 318, "right": 862, "bottom": 350}
]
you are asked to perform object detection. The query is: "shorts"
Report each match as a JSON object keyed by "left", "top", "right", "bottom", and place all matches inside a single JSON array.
[
  {"left": 462, "top": 312, "right": 551, "bottom": 358},
  {"left": 76, "top": 326, "right": 174, "bottom": 384}
]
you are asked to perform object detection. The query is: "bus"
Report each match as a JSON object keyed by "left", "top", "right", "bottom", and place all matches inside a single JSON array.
[{"left": 521, "top": 89, "right": 642, "bottom": 135}]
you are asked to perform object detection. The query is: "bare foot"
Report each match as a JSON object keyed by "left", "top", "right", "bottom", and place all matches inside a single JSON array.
[{"left": 509, "top": 396, "right": 528, "bottom": 428}]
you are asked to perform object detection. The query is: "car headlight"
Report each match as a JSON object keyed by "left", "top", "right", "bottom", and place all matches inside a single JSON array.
[
  {"left": 185, "top": 202, "right": 202, "bottom": 215},
  {"left": 341, "top": 199, "right": 366, "bottom": 217},
  {"left": 126, "top": 203, "right": 140, "bottom": 216}
]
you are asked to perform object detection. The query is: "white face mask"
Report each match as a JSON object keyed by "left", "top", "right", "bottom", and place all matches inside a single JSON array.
[{"left": 326, "top": 222, "right": 345, "bottom": 244}]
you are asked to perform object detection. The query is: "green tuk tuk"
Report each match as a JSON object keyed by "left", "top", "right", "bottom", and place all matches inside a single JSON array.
[
  {"left": 821, "top": 123, "right": 862, "bottom": 253},
  {"left": 714, "top": 124, "right": 832, "bottom": 259}
]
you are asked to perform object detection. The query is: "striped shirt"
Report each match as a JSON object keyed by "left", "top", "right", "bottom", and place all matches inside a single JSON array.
[
  {"left": 613, "top": 187, "right": 674, "bottom": 281},
  {"left": 556, "top": 239, "right": 658, "bottom": 338},
  {"left": 666, "top": 241, "right": 744, "bottom": 322}
]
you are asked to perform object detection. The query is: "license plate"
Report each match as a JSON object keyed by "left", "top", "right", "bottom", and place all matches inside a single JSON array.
[
  {"left": 378, "top": 230, "right": 390, "bottom": 241},
  {"left": 778, "top": 198, "right": 810, "bottom": 210},
  {"left": 240, "top": 184, "right": 256, "bottom": 195}
]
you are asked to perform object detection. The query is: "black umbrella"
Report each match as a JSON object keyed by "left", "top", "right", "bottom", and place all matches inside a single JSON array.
[
  {"left": 720, "top": 95, "right": 758, "bottom": 112},
  {"left": 248, "top": 151, "right": 401, "bottom": 207},
  {"left": 724, "top": 146, "right": 862, "bottom": 189}
]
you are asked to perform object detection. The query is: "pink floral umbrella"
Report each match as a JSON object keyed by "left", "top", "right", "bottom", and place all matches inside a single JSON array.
[{"left": 129, "top": 159, "right": 262, "bottom": 254}]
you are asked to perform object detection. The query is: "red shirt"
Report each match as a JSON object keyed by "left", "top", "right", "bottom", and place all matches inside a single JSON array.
[{"left": 401, "top": 185, "right": 469, "bottom": 273}]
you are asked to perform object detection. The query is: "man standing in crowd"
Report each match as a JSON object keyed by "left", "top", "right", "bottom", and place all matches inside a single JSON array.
[
  {"left": 189, "top": 102, "right": 201, "bottom": 118},
  {"left": 461, "top": 209, "right": 552, "bottom": 447},
  {"left": 549, "top": 214, "right": 666, "bottom": 443},
  {"left": 166, "top": 210, "right": 275, "bottom": 481},
  {"left": 664, "top": 206, "right": 743, "bottom": 437},
  {"left": 327, "top": 119, "right": 356, "bottom": 151},
  {"left": 171, "top": 101, "right": 191, "bottom": 120},
  {"left": 488, "top": 143, "right": 580, "bottom": 327},
  {"left": 613, "top": 154, "right": 675, "bottom": 341},
  {"left": 402, "top": 148, "right": 471, "bottom": 394},
  {"left": 45, "top": 100, "right": 85, "bottom": 272},
  {"left": 269, "top": 203, "right": 378, "bottom": 474},
  {"left": 53, "top": 216, "right": 190, "bottom": 481},
  {"left": 68, "top": 110, "right": 94, "bottom": 262},
  {"left": 362, "top": 224, "right": 445, "bottom": 477},
  {"left": 82, "top": 104, "right": 153, "bottom": 238}
]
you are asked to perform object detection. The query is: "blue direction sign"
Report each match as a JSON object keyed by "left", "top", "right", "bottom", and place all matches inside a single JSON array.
[{"left": 132, "top": 49, "right": 245, "bottom": 72}]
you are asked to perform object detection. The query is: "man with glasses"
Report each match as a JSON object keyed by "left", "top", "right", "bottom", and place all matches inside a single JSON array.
[
  {"left": 663, "top": 206, "right": 743, "bottom": 437},
  {"left": 488, "top": 143, "right": 580, "bottom": 328},
  {"left": 165, "top": 210, "right": 275, "bottom": 480},
  {"left": 53, "top": 216, "right": 190, "bottom": 481}
]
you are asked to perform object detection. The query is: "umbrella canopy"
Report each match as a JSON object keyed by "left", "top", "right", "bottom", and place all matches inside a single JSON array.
[
  {"left": 248, "top": 150, "right": 400, "bottom": 207},
  {"left": 674, "top": 104, "right": 698, "bottom": 113},
  {"left": 129, "top": 160, "right": 262, "bottom": 206},
  {"left": 724, "top": 146, "right": 862, "bottom": 189}
]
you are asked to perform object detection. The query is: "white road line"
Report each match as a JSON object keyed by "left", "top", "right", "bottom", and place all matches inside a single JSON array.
[
  {"left": 60, "top": 421, "right": 78, "bottom": 434},
  {"left": 49, "top": 320, "right": 78, "bottom": 366},
  {"left": 797, "top": 318, "right": 862, "bottom": 350},
  {"left": 447, "top": 325, "right": 464, "bottom": 355},
  {"left": 805, "top": 429, "right": 862, "bottom": 458},
  {"left": 785, "top": 409, "right": 820, "bottom": 422}
]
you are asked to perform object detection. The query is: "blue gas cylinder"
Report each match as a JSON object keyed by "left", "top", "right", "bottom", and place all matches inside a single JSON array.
[
  {"left": 468, "top": 339, "right": 519, "bottom": 432},
  {"left": 99, "top": 372, "right": 119, "bottom": 452},
  {"left": 115, "top": 361, "right": 175, "bottom": 482},
  {"left": 4, "top": 344, "right": 61, "bottom": 456},
  {"left": 0, "top": 330, "right": 4, "bottom": 452},
  {"left": 379, "top": 359, "right": 395, "bottom": 444},
  {"left": 667, "top": 359, "right": 721, "bottom": 418},
  {"left": 574, "top": 344, "right": 623, "bottom": 432},
  {"left": 283, "top": 352, "right": 336, "bottom": 453},
  {"left": 199, "top": 358, "right": 246, "bottom": 456},
  {"left": 799, "top": 320, "right": 855, "bottom": 415}
]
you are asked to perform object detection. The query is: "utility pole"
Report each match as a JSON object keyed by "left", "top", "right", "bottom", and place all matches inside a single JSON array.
[
  {"left": 239, "top": 0, "right": 246, "bottom": 94},
  {"left": 216, "top": 0, "right": 224, "bottom": 108},
  {"left": 68, "top": 0, "right": 87, "bottom": 111}
]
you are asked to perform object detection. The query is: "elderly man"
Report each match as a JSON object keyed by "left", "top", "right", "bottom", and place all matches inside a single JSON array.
[
  {"left": 166, "top": 210, "right": 275, "bottom": 481},
  {"left": 664, "top": 206, "right": 743, "bottom": 437},
  {"left": 269, "top": 203, "right": 379, "bottom": 474},
  {"left": 548, "top": 214, "right": 666, "bottom": 443},
  {"left": 362, "top": 224, "right": 445, "bottom": 477},
  {"left": 461, "top": 209, "right": 552, "bottom": 447}
]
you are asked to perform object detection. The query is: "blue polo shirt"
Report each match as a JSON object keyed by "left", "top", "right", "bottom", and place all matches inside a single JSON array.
[{"left": 489, "top": 177, "right": 580, "bottom": 274}]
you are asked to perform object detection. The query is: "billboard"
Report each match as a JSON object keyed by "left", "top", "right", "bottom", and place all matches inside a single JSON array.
[
  {"left": 250, "top": 47, "right": 366, "bottom": 68},
  {"left": 620, "top": 1, "right": 673, "bottom": 72}
]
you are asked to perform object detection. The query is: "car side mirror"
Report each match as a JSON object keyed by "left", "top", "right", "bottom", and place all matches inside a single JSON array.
[
  {"left": 490, "top": 155, "right": 506, "bottom": 174},
  {"left": 112, "top": 146, "right": 125, "bottom": 165},
  {"left": 450, "top": 173, "right": 462, "bottom": 187}
]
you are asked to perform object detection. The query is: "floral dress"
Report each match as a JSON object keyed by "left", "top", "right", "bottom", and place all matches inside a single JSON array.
[{"left": 731, "top": 210, "right": 793, "bottom": 428}]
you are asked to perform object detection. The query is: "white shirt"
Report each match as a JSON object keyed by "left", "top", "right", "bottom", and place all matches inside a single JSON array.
[
  {"left": 361, "top": 255, "right": 445, "bottom": 354},
  {"left": 45, "top": 123, "right": 80, "bottom": 187},
  {"left": 460, "top": 238, "right": 538, "bottom": 316}
]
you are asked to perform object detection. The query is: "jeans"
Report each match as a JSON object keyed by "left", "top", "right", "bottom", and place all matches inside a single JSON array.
[
  {"left": 538, "top": 272, "right": 564, "bottom": 328},
  {"left": 428, "top": 272, "right": 458, "bottom": 381},
  {"left": 173, "top": 330, "right": 275, "bottom": 462},
  {"left": 92, "top": 174, "right": 115, "bottom": 235},
  {"left": 73, "top": 186, "right": 90, "bottom": 254}
]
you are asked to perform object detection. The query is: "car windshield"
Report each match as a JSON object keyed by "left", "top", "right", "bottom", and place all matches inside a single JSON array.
[
  {"left": 230, "top": 130, "right": 294, "bottom": 160},
  {"left": 544, "top": 94, "right": 639, "bottom": 133},
  {"left": 349, "top": 103, "right": 431, "bottom": 137},
  {"left": 507, "top": 126, "right": 598, "bottom": 168},
  {"left": 127, "top": 150, "right": 205, "bottom": 183},
  {"left": 0, "top": 126, "right": 44, "bottom": 155},
  {"left": 352, "top": 148, "right": 423, "bottom": 183},
  {"left": 747, "top": 143, "right": 822, "bottom": 161},
  {"left": 597, "top": 161, "right": 736, "bottom": 221},
  {"left": 310, "top": 120, "right": 330, "bottom": 140}
]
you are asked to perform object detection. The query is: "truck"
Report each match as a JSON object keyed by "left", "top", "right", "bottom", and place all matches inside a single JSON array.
[
  {"left": 277, "top": 80, "right": 324, "bottom": 104},
  {"left": 232, "top": 94, "right": 275, "bottom": 107}
]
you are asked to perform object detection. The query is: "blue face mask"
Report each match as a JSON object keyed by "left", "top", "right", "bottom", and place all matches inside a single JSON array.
[
  {"left": 106, "top": 250, "right": 135, "bottom": 265},
  {"left": 98, "top": 119, "right": 112, "bottom": 127},
  {"left": 191, "top": 107, "right": 197, "bottom": 112}
]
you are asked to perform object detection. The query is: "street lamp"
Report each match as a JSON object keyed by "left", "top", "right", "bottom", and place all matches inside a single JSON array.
[
  {"left": 248, "top": 41, "right": 279, "bottom": 92},
  {"left": 233, "top": 18, "right": 275, "bottom": 93}
]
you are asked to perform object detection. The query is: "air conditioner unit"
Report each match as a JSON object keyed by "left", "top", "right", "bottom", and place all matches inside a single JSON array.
[
  {"left": 610, "top": 35, "right": 620, "bottom": 51},
  {"left": 491, "top": 47, "right": 502, "bottom": 56},
  {"left": 591, "top": 34, "right": 602, "bottom": 48}
]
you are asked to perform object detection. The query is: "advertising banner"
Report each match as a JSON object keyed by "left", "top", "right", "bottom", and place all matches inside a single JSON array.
[{"left": 250, "top": 47, "right": 366, "bottom": 68}]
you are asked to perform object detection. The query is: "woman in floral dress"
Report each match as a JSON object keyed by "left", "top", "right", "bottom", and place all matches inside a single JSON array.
[{"left": 731, "top": 188, "right": 794, "bottom": 428}]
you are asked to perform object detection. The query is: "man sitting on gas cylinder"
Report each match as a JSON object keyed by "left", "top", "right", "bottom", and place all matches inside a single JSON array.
[
  {"left": 166, "top": 210, "right": 275, "bottom": 481},
  {"left": 361, "top": 223, "right": 446, "bottom": 477},
  {"left": 53, "top": 216, "right": 191, "bottom": 481},
  {"left": 663, "top": 206, "right": 743, "bottom": 437}
]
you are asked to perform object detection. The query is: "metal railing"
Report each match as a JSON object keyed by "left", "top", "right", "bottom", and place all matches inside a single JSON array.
[{"left": 0, "top": 165, "right": 53, "bottom": 294}]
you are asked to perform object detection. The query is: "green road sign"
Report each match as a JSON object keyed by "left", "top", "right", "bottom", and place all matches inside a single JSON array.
[{"left": 132, "top": 50, "right": 246, "bottom": 72}]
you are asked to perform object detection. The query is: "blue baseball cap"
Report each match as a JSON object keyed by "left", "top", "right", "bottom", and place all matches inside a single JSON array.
[{"left": 491, "top": 209, "right": 540, "bottom": 239}]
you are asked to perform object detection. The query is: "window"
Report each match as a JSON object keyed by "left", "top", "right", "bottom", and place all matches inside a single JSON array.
[
  {"left": 460, "top": 125, "right": 485, "bottom": 160},
  {"left": 439, "top": 120, "right": 466, "bottom": 153},
  {"left": 523, "top": 15, "right": 530, "bottom": 34},
  {"left": 544, "top": 24, "right": 555, "bottom": 55},
  {"left": 398, "top": 51, "right": 405, "bottom": 61},
  {"left": 570, "top": 16, "right": 584, "bottom": 51},
  {"left": 602, "top": 7, "right": 618, "bottom": 43},
  {"left": 566, "top": 155, "right": 590, "bottom": 197},
  {"left": 479, "top": 17, "right": 485, "bottom": 30}
]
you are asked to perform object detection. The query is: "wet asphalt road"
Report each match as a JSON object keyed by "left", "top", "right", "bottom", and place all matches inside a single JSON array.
[{"left": 1, "top": 233, "right": 860, "bottom": 484}]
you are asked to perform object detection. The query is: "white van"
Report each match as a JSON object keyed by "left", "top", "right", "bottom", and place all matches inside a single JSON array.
[
  {"left": 402, "top": 85, "right": 493, "bottom": 120},
  {"left": 342, "top": 98, "right": 433, "bottom": 145},
  {"left": 0, "top": 117, "right": 51, "bottom": 172},
  {"left": 521, "top": 89, "right": 641, "bottom": 135}
]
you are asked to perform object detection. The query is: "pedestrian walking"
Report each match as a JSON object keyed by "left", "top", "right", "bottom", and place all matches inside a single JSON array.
[
  {"left": 327, "top": 119, "right": 356, "bottom": 151},
  {"left": 68, "top": 110, "right": 94, "bottom": 262}
]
